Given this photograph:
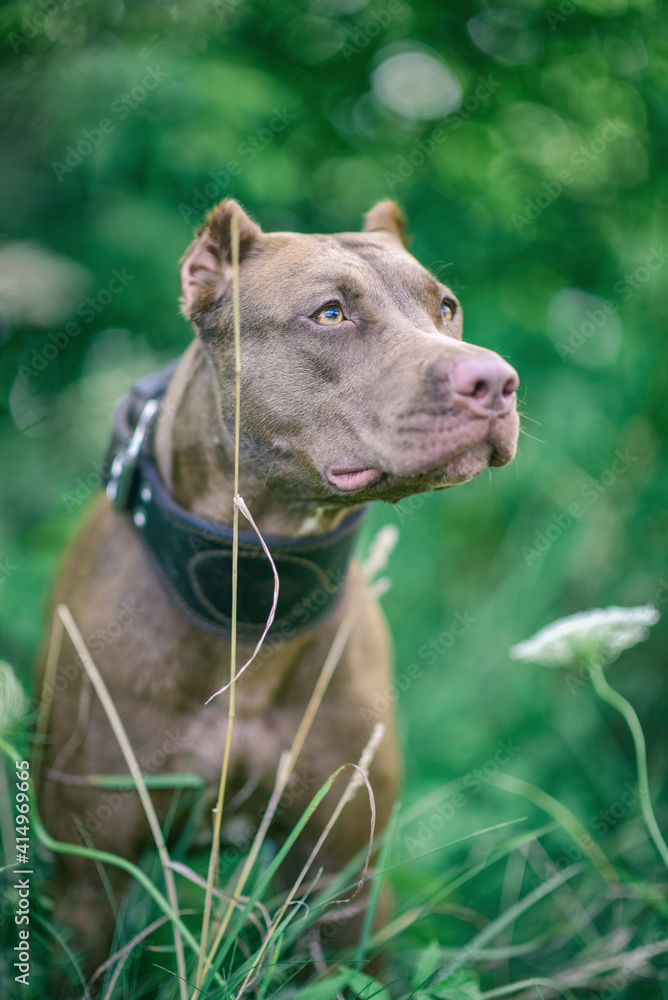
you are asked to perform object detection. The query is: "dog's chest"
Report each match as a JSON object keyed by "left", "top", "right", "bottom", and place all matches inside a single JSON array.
[{"left": 182, "top": 700, "right": 302, "bottom": 790}]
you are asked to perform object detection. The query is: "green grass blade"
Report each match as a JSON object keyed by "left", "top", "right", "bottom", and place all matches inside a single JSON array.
[{"left": 356, "top": 798, "right": 401, "bottom": 969}]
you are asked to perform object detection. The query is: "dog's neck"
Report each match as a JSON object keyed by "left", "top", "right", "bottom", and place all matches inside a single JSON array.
[{"left": 154, "top": 341, "right": 352, "bottom": 538}]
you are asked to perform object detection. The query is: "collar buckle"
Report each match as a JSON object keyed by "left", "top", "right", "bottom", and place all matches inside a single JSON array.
[{"left": 106, "top": 398, "right": 160, "bottom": 511}]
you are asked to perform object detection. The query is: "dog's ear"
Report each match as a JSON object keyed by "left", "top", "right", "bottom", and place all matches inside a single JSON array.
[
  {"left": 180, "top": 199, "right": 263, "bottom": 320},
  {"left": 363, "top": 200, "right": 408, "bottom": 246}
]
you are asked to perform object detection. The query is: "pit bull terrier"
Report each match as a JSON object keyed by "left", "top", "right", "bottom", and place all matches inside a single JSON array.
[{"left": 36, "top": 198, "right": 519, "bottom": 981}]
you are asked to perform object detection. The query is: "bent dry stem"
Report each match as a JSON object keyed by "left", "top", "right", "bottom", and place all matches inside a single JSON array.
[
  {"left": 198, "top": 596, "right": 369, "bottom": 986},
  {"left": 197, "top": 554, "right": 396, "bottom": 984}
]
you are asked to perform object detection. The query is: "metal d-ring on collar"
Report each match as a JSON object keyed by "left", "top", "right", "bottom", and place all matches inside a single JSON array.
[
  {"left": 106, "top": 398, "right": 160, "bottom": 512},
  {"left": 101, "top": 360, "right": 368, "bottom": 643}
]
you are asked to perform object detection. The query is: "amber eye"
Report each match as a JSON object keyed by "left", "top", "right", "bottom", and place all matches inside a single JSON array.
[
  {"left": 441, "top": 298, "right": 457, "bottom": 321},
  {"left": 314, "top": 304, "right": 344, "bottom": 325}
]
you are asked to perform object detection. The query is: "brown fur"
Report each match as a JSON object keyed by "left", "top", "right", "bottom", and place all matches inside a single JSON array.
[{"left": 35, "top": 199, "right": 519, "bottom": 979}]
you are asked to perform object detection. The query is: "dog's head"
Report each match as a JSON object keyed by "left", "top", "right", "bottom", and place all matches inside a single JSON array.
[{"left": 180, "top": 198, "right": 519, "bottom": 505}]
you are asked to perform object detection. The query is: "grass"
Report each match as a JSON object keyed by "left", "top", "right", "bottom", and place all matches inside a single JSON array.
[
  {"left": 1, "top": 216, "right": 667, "bottom": 998},
  {"left": 2, "top": 658, "right": 668, "bottom": 998}
]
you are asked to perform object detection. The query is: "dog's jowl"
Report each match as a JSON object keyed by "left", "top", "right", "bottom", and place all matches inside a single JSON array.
[{"left": 35, "top": 198, "right": 519, "bottom": 977}]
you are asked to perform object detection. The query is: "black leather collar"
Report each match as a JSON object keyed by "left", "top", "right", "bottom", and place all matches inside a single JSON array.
[{"left": 102, "top": 359, "right": 367, "bottom": 642}]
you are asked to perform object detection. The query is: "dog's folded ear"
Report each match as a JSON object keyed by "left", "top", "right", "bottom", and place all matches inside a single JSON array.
[
  {"left": 363, "top": 200, "right": 408, "bottom": 246},
  {"left": 180, "top": 199, "right": 263, "bottom": 321}
]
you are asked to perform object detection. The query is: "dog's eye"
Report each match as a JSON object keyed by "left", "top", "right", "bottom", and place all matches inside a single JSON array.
[
  {"left": 441, "top": 298, "right": 457, "bottom": 322},
  {"left": 314, "top": 304, "right": 344, "bottom": 325}
]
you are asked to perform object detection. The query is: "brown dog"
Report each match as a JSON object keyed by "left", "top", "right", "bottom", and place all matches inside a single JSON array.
[{"left": 36, "top": 198, "right": 519, "bottom": 979}]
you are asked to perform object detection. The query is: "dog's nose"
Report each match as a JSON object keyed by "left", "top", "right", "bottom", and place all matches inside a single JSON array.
[{"left": 449, "top": 355, "right": 519, "bottom": 416}]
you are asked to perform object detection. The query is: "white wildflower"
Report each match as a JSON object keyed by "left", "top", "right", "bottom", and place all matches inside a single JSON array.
[
  {"left": 0, "top": 660, "right": 28, "bottom": 731},
  {"left": 509, "top": 605, "right": 660, "bottom": 668}
]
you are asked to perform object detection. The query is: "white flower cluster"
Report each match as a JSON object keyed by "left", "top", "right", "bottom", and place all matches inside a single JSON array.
[{"left": 509, "top": 605, "right": 660, "bottom": 668}]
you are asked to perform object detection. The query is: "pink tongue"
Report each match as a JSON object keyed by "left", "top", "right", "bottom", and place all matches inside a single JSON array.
[{"left": 328, "top": 468, "right": 381, "bottom": 491}]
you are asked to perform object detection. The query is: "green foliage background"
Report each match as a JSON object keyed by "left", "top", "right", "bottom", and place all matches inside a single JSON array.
[{"left": 1, "top": 0, "right": 667, "bottom": 992}]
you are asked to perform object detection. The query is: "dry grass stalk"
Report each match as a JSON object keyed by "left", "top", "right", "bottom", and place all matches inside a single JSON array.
[
  {"left": 194, "top": 209, "right": 245, "bottom": 992},
  {"left": 55, "top": 604, "right": 188, "bottom": 1000},
  {"left": 234, "top": 726, "right": 384, "bottom": 999}
]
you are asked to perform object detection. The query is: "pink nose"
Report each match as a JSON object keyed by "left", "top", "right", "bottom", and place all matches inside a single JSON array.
[{"left": 450, "top": 355, "right": 519, "bottom": 416}]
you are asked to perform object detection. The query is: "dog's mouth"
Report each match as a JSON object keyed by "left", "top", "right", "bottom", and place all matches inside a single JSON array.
[
  {"left": 326, "top": 449, "right": 487, "bottom": 497},
  {"left": 327, "top": 467, "right": 382, "bottom": 491},
  {"left": 325, "top": 422, "right": 518, "bottom": 499}
]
